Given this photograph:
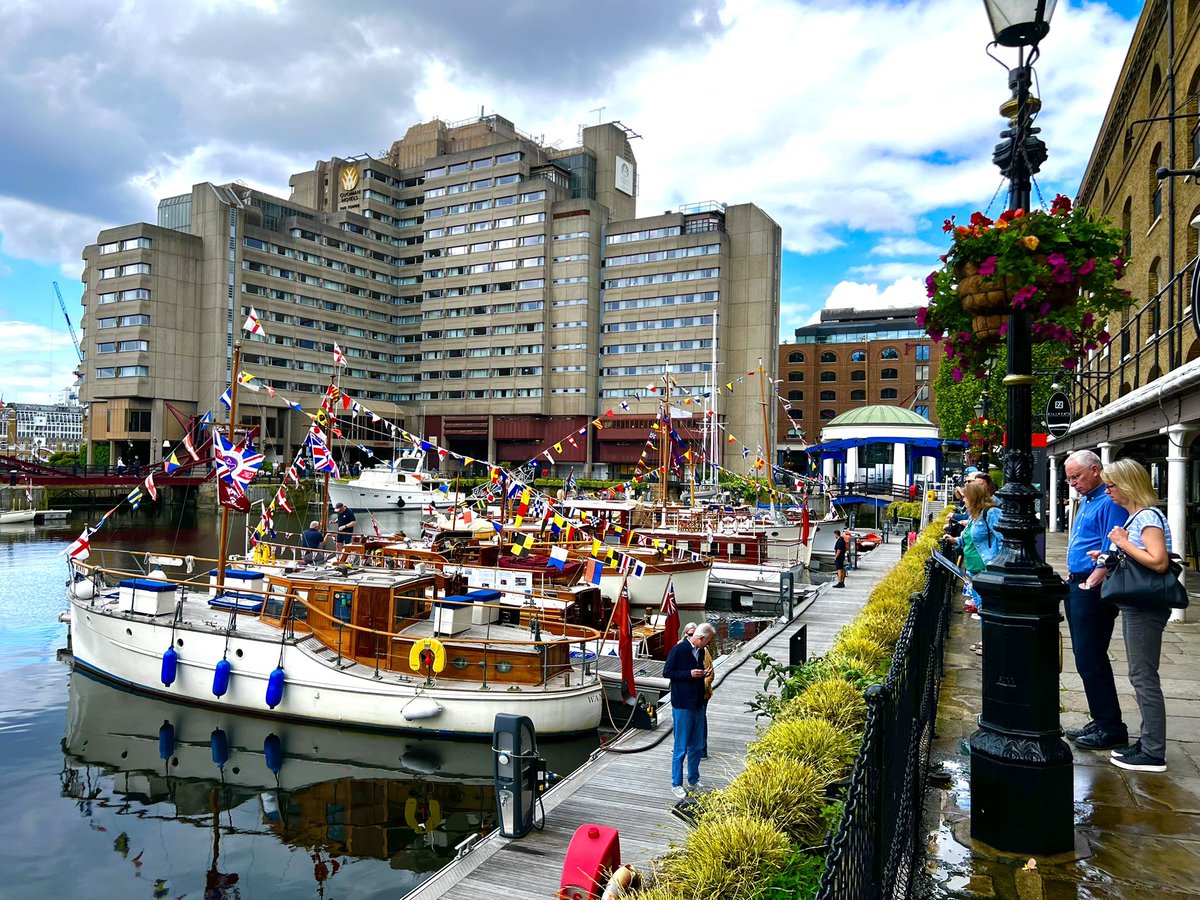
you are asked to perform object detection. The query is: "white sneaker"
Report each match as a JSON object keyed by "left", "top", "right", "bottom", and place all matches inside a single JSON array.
[
  {"left": 688, "top": 780, "right": 705, "bottom": 792},
  {"left": 671, "top": 785, "right": 687, "bottom": 799}
]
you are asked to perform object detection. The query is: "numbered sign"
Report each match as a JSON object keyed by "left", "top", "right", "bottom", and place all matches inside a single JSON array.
[{"left": 1045, "top": 390, "right": 1073, "bottom": 438}]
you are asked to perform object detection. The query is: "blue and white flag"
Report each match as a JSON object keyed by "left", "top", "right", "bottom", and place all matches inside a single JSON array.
[{"left": 219, "top": 388, "right": 232, "bottom": 409}]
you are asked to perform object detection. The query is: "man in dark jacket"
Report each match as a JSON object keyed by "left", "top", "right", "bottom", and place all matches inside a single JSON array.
[{"left": 663, "top": 623, "right": 715, "bottom": 798}]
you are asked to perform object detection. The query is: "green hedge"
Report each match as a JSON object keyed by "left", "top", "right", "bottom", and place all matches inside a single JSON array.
[{"left": 630, "top": 519, "right": 944, "bottom": 899}]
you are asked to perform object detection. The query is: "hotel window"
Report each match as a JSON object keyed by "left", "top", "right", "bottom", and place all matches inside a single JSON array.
[
  {"left": 915, "top": 345, "right": 930, "bottom": 361},
  {"left": 98, "top": 242, "right": 120, "bottom": 255},
  {"left": 850, "top": 370, "right": 866, "bottom": 382},
  {"left": 880, "top": 368, "right": 899, "bottom": 380},
  {"left": 880, "top": 388, "right": 898, "bottom": 399},
  {"left": 915, "top": 365, "right": 930, "bottom": 380},
  {"left": 880, "top": 347, "right": 900, "bottom": 360},
  {"left": 788, "top": 372, "right": 804, "bottom": 382},
  {"left": 819, "top": 409, "right": 836, "bottom": 420},
  {"left": 788, "top": 409, "right": 803, "bottom": 419},
  {"left": 850, "top": 349, "right": 867, "bottom": 362},
  {"left": 787, "top": 351, "right": 805, "bottom": 363},
  {"left": 851, "top": 389, "right": 866, "bottom": 401},
  {"left": 915, "top": 405, "right": 930, "bottom": 419},
  {"left": 820, "top": 351, "right": 837, "bottom": 363},
  {"left": 820, "top": 390, "right": 836, "bottom": 401},
  {"left": 788, "top": 390, "right": 803, "bottom": 401},
  {"left": 819, "top": 371, "right": 836, "bottom": 382}
]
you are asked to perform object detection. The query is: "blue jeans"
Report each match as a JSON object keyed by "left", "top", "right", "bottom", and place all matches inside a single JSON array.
[
  {"left": 1064, "top": 581, "right": 1125, "bottom": 734},
  {"left": 672, "top": 707, "right": 704, "bottom": 787}
]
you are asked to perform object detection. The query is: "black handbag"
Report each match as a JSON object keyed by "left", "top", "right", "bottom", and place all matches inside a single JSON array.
[{"left": 1099, "top": 510, "right": 1189, "bottom": 609}]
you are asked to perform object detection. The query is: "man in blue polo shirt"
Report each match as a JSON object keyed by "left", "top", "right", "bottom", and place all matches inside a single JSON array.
[
  {"left": 1062, "top": 449, "right": 1129, "bottom": 750},
  {"left": 663, "top": 623, "right": 715, "bottom": 799}
]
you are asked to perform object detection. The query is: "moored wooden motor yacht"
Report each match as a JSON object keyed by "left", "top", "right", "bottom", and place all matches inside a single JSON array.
[{"left": 66, "top": 549, "right": 604, "bottom": 738}]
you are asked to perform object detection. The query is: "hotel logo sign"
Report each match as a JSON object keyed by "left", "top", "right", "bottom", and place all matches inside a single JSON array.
[{"left": 338, "top": 164, "right": 362, "bottom": 211}]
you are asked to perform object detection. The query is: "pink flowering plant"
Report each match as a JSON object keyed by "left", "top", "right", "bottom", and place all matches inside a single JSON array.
[{"left": 919, "top": 194, "right": 1132, "bottom": 381}]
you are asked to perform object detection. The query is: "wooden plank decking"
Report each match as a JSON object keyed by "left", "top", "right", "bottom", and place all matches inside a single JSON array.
[{"left": 407, "top": 538, "right": 900, "bottom": 899}]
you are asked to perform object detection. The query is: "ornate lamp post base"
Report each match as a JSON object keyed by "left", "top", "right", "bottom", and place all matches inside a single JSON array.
[{"left": 968, "top": 552, "right": 1071, "bottom": 854}]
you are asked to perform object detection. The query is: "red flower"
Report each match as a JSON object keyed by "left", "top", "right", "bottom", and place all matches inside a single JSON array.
[
  {"left": 978, "top": 256, "right": 997, "bottom": 276},
  {"left": 1050, "top": 193, "right": 1073, "bottom": 216},
  {"left": 969, "top": 211, "right": 994, "bottom": 228}
]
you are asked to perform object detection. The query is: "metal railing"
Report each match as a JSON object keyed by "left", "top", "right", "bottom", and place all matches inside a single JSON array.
[{"left": 816, "top": 549, "right": 956, "bottom": 900}]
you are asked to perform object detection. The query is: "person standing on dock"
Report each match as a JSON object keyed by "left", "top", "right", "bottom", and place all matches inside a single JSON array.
[
  {"left": 833, "top": 530, "right": 848, "bottom": 588},
  {"left": 664, "top": 622, "right": 715, "bottom": 799},
  {"left": 684, "top": 622, "right": 716, "bottom": 759}
]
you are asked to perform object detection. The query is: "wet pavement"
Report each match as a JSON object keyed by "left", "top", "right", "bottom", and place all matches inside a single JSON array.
[{"left": 922, "top": 531, "right": 1200, "bottom": 899}]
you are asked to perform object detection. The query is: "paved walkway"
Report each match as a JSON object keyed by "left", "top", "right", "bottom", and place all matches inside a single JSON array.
[
  {"left": 924, "top": 531, "right": 1200, "bottom": 898},
  {"left": 406, "top": 539, "right": 897, "bottom": 899}
]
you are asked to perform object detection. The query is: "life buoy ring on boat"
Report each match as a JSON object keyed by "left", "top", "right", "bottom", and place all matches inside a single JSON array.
[
  {"left": 396, "top": 497, "right": 406, "bottom": 509},
  {"left": 404, "top": 796, "right": 442, "bottom": 832},
  {"left": 253, "top": 542, "right": 275, "bottom": 565},
  {"left": 409, "top": 638, "right": 446, "bottom": 674}
]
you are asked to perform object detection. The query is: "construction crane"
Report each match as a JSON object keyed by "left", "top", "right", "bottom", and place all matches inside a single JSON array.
[{"left": 53, "top": 281, "right": 84, "bottom": 376}]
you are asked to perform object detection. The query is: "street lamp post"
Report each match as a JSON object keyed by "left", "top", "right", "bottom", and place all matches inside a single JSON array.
[
  {"left": 970, "top": 0, "right": 1073, "bottom": 856},
  {"left": 973, "top": 388, "right": 991, "bottom": 472}
]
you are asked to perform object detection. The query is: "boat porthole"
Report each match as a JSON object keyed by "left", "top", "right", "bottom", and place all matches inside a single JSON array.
[
  {"left": 120, "top": 751, "right": 128, "bottom": 759},
  {"left": 235, "top": 649, "right": 244, "bottom": 658},
  {"left": 231, "top": 767, "right": 240, "bottom": 775},
  {"left": 177, "top": 638, "right": 184, "bottom": 648},
  {"left": 126, "top": 628, "right": 133, "bottom": 636},
  {"left": 495, "top": 660, "right": 513, "bottom": 674},
  {"left": 171, "top": 757, "right": 179, "bottom": 767},
  {"left": 451, "top": 657, "right": 469, "bottom": 670}
]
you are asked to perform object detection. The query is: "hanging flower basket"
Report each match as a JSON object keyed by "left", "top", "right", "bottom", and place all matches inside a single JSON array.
[{"left": 919, "top": 196, "right": 1133, "bottom": 381}]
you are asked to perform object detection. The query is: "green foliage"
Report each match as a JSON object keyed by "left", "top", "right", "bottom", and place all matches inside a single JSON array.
[
  {"left": 760, "top": 850, "right": 827, "bottom": 900},
  {"left": 885, "top": 501, "right": 922, "bottom": 523},
  {"left": 652, "top": 815, "right": 790, "bottom": 900},
  {"left": 47, "top": 450, "right": 81, "bottom": 467},
  {"left": 747, "top": 653, "right": 876, "bottom": 720},
  {"left": 701, "top": 758, "right": 829, "bottom": 847},
  {"left": 92, "top": 444, "right": 110, "bottom": 468},
  {"left": 746, "top": 718, "right": 859, "bottom": 783},
  {"left": 780, "top": 679, "right": 868, "bottom": 731}
]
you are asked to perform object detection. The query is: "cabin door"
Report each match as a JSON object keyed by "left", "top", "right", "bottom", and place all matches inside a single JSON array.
[{"left": 354, "top": 586, "right": 392, "bottom": 661}]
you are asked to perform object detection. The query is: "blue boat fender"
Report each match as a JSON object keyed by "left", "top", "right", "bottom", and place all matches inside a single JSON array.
[
  {"left": 263, "top": 733, "right": 283, "bottom": 774},
  {"left": 213, "top": 658, "right": 232, "bottom": 698},
  {"left": 160, "top": 647, "right": 179, "bottom": 687},
  {"left": 265, "top": 666, "right": 285, "bottom": 709},
  {"left": 158, "top": 720, "right": 175, "bottom": 761},
  {"left": 211, "top": 728, "right": 229, "bottom": 769}
]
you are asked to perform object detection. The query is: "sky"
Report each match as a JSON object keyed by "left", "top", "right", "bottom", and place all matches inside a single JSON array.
[{"left": 0, "top": 0, "right": 1143, "bottom": 403}]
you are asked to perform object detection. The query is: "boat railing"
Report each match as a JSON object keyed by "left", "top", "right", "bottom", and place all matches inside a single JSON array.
[{"left": 71, "top": 552, "right": 602, "bottom": 690}]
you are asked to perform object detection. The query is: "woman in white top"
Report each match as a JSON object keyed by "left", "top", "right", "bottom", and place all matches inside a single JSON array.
[{"left": 1091, "top": 458, "right": 1173, "bottom": 773}]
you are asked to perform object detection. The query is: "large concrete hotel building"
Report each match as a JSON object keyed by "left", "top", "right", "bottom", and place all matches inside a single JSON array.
[{"left": 79, "top": 115, "right": 781, "bottom": 479}]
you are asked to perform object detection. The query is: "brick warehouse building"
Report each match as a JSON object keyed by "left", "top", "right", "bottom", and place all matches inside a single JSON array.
[
  {"left": 775, "top": 306, "right": 942, "bottom": 470},
  {"left": 78, "top": 114, "right": 780, "bottom": 480}
]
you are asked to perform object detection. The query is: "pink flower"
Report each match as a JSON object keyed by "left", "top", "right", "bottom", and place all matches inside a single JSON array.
[
  {"left": 917, "top": 306, "right": 929, "bottom": 326},
  {"left": 1098, "top": 330, "right": 1111, "bottom": 345},
  {"left": 1112, "top": 257, "right": 1126, "bottom": 279},
  {"left": 999, "top": 321, "right": 1008, "bottom": 337},
  {"left": 1081, "top": 312, "right": 1094, "bottom": 328},
  {"left": 1062, "top": 358, "right": 1077, "bottom": 370},
  {"left": 924, "top": 274, "right": 937, "bottom": 298},
  {"left": 1079, "top": 258, "right": 1095, "bottom": 276},
  {"left": 952, "top": 367, "right": 964, "bottom": 382},
  {"left": 978, "top": 256, "right": 998, "bottom": 277},
  {"left": 1011, "top": 285, "right": 1039, "bottom": 310}
]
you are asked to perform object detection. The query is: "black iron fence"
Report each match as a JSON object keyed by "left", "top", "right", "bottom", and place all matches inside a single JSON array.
[{"left": 816, "top": 550, "right": 957, "bottom": 899}]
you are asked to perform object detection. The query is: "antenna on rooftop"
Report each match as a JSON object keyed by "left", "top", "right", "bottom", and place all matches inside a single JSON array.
[{"left": 589, "top": 106, "right": 605, "bottom": 124}]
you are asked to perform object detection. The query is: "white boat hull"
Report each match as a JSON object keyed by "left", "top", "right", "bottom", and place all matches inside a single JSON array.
[
  {"left": 599, "top": 563, "right": 710, "bottom": 612},
  {"left": 709, "top": 560, "right": 804, "bottom": 589},
  {"left": 0, "top": 509, "right": 36, "bottom": 524},
  {"left": 327, "top": 479, "right": 448, "bottom": 512},
  {"left": 68, "top": 594, "right": 602, "bottom": 738}
]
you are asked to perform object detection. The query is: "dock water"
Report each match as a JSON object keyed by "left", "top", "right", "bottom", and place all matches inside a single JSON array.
[{"left": 407, "top": 538, "right": 900, "bottom": 899}]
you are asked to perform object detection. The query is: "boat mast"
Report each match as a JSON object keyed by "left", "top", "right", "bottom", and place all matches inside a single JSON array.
[
  {"left": 758, "top": 356, "right": 775, "bottom": 513},
  {"left": 659, "top": 363, "right": 670, "bottom": 524},
  {"left": 215, "top": 342, "right": 244, "bottom": 592}
]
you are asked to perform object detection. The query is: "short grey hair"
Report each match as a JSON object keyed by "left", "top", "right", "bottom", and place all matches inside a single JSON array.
[
  {"left": 683, "top": 622, "right": 697, "bottom": 634},
  {"left": 1066, "top": 449, "right": 1102, "bottom": 470},
  {"left": 693, "top": 623, "right": 716, "bottom": 639},
  {"left": 309, "top": 520, "right": 320, "bottom": 529}
]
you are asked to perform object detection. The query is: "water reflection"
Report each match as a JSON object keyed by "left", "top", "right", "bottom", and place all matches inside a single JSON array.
[{"left": 61, "top": 670, "right": 594, "bottom": 897}]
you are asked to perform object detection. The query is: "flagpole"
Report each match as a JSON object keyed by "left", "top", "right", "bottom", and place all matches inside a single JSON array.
[
  {"left": 450, "top": 472, "right": 461, "bottom": 530},
  {"left": 215, "top": 342, "right": 243, "bottom": 593},
  {"left": 758, "top": 357, "right": 775, "bottom": 515}
]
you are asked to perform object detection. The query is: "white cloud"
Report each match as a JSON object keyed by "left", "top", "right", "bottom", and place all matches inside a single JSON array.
[
  {"left": 819, "top": 276, "right": 927, "bottom": 317},
  {"left": 871, "top": 237, "right": 942, "bottom": 258},
  {"left": 0, "top": 197, "right": 105, "bottom": 278},
  {"left": 0, "top": 320, "right": 78, "bottom": 403}
]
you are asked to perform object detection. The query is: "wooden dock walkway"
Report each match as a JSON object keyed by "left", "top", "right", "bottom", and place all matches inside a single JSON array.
[{"left": 407, "top": 538, "right": 901, "bottom": 899}]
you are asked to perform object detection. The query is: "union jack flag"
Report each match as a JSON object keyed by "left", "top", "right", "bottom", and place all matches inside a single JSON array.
[
  {"left": 306, "top": 428, "right": 340, "bottom": 477},
  {"left": 332, "top": 342, "right": 346, "bottom": 366},
  {"left": 213, "top": 432, "right": 265, "bottom": 488}
]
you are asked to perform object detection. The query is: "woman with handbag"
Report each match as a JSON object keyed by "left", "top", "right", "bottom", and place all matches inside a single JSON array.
[
  {"left": 1084, "top": 458, "right": 1175, "bottom": 773},
  {"left": 946, "top": 481, "right": 1001, "bottom": 646}
]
